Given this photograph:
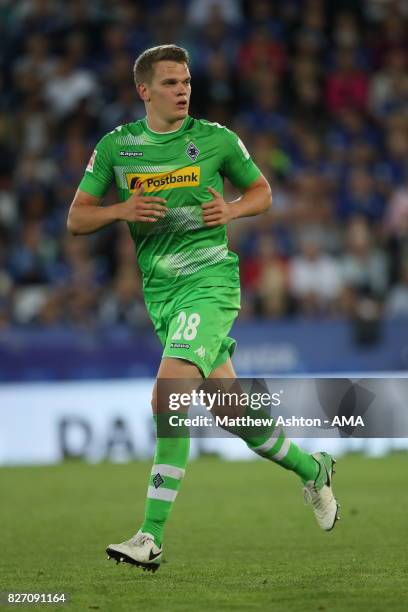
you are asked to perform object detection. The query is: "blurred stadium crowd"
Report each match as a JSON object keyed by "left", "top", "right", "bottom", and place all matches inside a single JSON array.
[{"left": 0, "top": 0, "right": 407, "bottom": 330}]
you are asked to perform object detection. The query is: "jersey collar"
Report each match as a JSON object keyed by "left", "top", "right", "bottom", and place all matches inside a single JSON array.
[{"left": 142, "top": 116, "right": 192, "bottom": 141}]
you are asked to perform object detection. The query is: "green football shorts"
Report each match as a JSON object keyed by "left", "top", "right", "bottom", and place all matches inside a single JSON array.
[{"left": 146, "top": 285, "right": 240, "bottom": 378}]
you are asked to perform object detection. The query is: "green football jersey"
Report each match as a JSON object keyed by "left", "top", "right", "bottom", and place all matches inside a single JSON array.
[{"left": 79, "top": 116, "right": 261, "bottom": 301}]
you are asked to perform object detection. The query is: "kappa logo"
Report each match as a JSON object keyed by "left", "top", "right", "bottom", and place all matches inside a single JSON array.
[
  {"left": 126, "top": 167, "right": 200, "bottom": 192},
  {"left": 186, "top": 141, "right": 200, "bottom": 161},
  {"left": 194, "top": 346, "right": 206, "bottom": 358},
  {"left": 120, "top": 150, "right": 143, "bottom": 157},
  {"left": 170, "top": 342, "right": 190, "bottom": 349}
]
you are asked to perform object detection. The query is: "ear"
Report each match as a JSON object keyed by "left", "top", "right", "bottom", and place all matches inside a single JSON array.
[{"left": 137, "top": 82, "right": 150, "bottom": 102}]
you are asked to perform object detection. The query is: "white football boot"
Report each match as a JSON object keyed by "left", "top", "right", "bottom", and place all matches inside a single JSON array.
[
  {"left": 106, "top": 531, "right": 162, "bottom": 572},
  {"left": 303, "top": 452, "right": 340, "bottom": 531}
]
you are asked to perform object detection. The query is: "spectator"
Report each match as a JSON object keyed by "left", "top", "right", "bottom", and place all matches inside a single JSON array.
[
  {"left": 385, "top": 181, "right": 408, "bottom": 239},
  {"left": 378, "top": 129, "right": 408, "bottom": 188},
  {"left": 386, "top": 262, "right": 408, "bottom": 318},
  {"left": 186, "top": 0, "right": 242, "bottom": 27},
  {"left": 13, "top": 33, "right": 57, "bottom": 83},
  {"left": 383, "top": 180, "right": 408, "bottom": 284},
  {"left": 44, "top": 57, "right": 98, "bottom": 119},
  {"left": 369, "top": 49, "right": 407, "bottom": 118},
  {"left": 289, "top": 229, "right": 342, "bottom": 316},
  {"left": 238, "top": 73, "right": 288, "bottom": 137},
  {"left": 291, "top": 171, "right": 334, "bottom": 230},
  {"left": 340, "top": 218, "right": 389, "bottom": 315},
  {"left": 8, "top": 221, "right": 56, "bottom": 286},
  {"left": 99, "top": 269, "right": 149, "bottom": 328},
  {"left": 237, "top": 26, "right": 286, "bottom": 81},
  {"left": 337, "top": 168, "right": 385, "bottom": 222},
  {"left": 242, "top": 235, "right": 289, "bottom": 318},
  {"left": 326, "top": 48, "right": 369, "bottom": 113}
]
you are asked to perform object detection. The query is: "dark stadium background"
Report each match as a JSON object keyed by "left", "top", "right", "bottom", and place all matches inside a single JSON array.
[{"left": 0, "top": 0, "right": 407, "bottom": 433}]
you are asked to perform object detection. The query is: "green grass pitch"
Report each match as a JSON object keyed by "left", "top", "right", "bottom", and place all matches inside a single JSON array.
[{"left": 1, "top": 454, "right": 407, "bottom": 611}]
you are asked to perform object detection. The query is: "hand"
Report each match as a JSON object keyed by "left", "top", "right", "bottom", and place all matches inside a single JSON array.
[
  {"left": 202, "top": 187, "right": 231, "bottom": 227},
  {"left": 117, "top": 187, "right": 167, "bottom": 223}
]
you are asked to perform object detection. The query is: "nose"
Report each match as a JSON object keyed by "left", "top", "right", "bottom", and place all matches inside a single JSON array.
[{"left": 176, "top": 83, "right": 187, "bottom": 96}]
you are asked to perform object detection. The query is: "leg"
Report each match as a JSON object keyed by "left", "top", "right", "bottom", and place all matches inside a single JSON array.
[
  {"left": 106, "top": 358, "right": 201, "bottom": 571},
  {"left": 209, "top": 358, "right": 319, "bottom": 482},
  {"left": 209, "top": 358, "right": 340, "bottom": 530},
  {"left": 140, "top": 358, "right": 201, "bottom": 546},
  {"left": 107, "top": 287, "right": 240, "bottom": 569}
]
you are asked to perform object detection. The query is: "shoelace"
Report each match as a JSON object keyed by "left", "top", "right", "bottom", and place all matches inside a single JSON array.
[
  {"left": 129, "top": 533, "right": 153, "bottom": 546},
  {"left": 303, "top": 485, "right": 324, "bottom": 512}
]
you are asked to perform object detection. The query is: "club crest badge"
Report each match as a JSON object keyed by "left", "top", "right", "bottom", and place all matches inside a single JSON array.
[{"left": 186, "top": 141, "right": 200, "bottom": 161}]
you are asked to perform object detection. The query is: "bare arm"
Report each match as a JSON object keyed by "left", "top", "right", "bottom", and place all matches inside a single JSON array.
[
  {"left": 67, "top": 188, "right": 167, "bottom": 235},
  {"left": 202, "top": 175, "right": 272, "bottom": 227},
  {"left": 228, "top": 174, "right": 272, "bottom": 220}
]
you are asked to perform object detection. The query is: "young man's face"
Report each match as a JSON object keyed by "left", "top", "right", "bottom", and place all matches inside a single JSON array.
[{"left": 139, "top": 61, "right": 191, "bottom": 124}]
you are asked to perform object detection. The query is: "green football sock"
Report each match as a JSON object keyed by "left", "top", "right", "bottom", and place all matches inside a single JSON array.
[
  {"left": 239, "top": 409, "right": 319, "bottom": 484},
  {"left": 140, "top": 416, "right": 189, "bottom": 547}
]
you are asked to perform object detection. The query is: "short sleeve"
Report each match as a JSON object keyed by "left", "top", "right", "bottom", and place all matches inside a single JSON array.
[
  {"left": 78, "top": 133, "right": 114, "bottom": 197},
  {"left": 221, "top": 128, "right": 261, "bottom": 189}
]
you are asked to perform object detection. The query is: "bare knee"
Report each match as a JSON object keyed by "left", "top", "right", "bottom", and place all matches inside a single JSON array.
[
  {"left": 151, "top": 383, "right": 157, "bottom": 414},
  {"left": 152, "top": 358, "right": 202, "bottom": 415}
]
